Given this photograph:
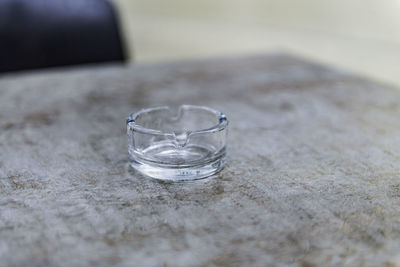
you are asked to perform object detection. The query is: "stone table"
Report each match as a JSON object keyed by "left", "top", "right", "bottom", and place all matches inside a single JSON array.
[{"left": 1, "top": 54, "right": 400, "bottom": 266}]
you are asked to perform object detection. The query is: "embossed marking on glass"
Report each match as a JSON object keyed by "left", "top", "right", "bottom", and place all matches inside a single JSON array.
[{"left": 126, "top": 105, "right": 228, "bottom": 181}]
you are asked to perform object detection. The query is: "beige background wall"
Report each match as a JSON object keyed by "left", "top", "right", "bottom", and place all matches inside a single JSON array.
[{"left": 114, "top": 0, "right": 400, "bottom": 86}]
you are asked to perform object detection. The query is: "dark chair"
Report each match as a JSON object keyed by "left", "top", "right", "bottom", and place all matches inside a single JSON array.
[{"left": 0, "top": 0, "right": 125, "bottom": 73}]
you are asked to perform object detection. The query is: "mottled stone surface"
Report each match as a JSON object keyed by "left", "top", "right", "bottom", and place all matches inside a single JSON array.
[{"left": 1, "top": 54, "right": 400, "bottom": 266}]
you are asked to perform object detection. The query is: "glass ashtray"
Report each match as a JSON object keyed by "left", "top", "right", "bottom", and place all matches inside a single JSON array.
[{"left": 126, "top": 105, "right": 228, "bottom": 181}]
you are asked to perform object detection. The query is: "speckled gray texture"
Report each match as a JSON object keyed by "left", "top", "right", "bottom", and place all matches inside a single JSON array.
[{"left": 1, "top": 54, "right": 400, "bottom": 267}]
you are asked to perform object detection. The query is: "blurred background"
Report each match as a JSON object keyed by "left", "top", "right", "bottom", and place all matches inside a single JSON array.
[
  {"left": 114, "top": 0, "right": 400, "bottom": 86},
  {"left": 1, "top": 0, "right": 399, "bottom": 87}
]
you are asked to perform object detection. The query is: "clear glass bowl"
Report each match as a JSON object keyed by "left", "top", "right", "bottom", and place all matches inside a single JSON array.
[{"left": 126, "top": 105, "right": 228, "bottom": 181}]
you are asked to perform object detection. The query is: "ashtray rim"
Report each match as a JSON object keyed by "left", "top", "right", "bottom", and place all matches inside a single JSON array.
[{"left": 126, "top": 105, "right": 228, "bottom": 136}]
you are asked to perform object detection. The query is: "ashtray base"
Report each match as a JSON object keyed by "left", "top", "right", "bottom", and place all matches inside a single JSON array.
[{"left": 129, "top": 155, "right": 226, "bottom": 181}]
